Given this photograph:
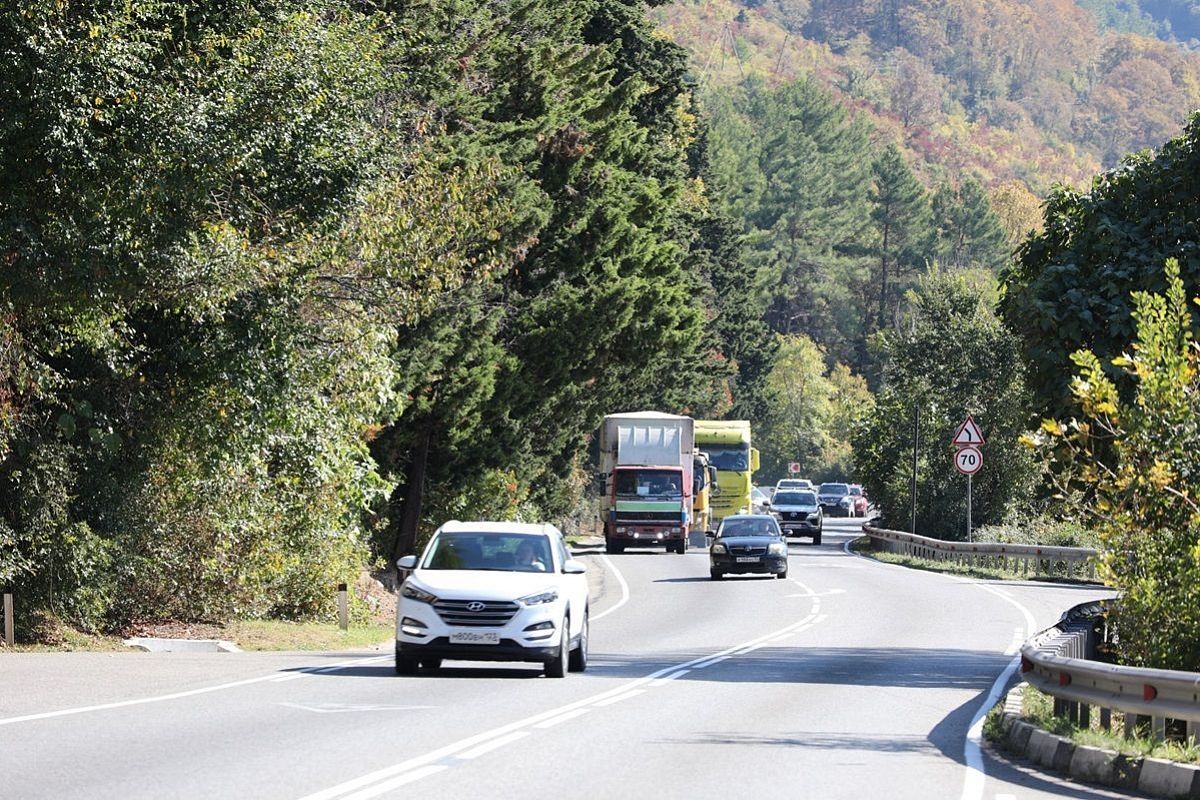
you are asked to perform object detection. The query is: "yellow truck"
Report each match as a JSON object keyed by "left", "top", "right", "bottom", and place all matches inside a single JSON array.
[
  {"left": 691, "top": 451, "right": 719, "bottom": 545},
  {"left": 694, "top": 420, "right": 759, "bottom": 523}
]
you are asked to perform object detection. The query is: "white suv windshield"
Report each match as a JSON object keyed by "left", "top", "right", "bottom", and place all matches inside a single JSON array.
[
  {"left": 423, "top": 532, "right": 552, "bottom": 572},
  {"left": 775, "top": 491, "right": 816, "bottom": 505}
]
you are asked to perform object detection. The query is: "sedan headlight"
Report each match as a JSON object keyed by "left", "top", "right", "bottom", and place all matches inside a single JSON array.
[
  {"left": 400, "top": 582, "right": 438, "bottom": 604},
  {"left": 839, "top": 497, "right": 852, "bottom": 506},
  {"left": 711, "top": 543, "right": 727, "bottom": 554},
  {"left": 768, "top": 542, "right": 787, "bottom": 556},
  {"left": 518, "top": 589, "right": 559, "bottom": 606}
]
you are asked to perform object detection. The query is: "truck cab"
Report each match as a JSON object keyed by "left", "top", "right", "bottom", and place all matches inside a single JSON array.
[{"left": 694, "top": 420, "right": 760, "bottom": 524}]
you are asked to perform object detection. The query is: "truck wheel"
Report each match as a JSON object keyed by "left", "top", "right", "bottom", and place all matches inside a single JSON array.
[{"left": 605, "top": 541, "right": 624, "bottom": 555}]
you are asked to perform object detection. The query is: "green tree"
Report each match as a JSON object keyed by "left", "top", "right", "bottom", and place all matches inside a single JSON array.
[
  {"left": 853, "top": 271, "right": 1037, "bottom": 538},
  {"left": 1035, "top": 260, "right": 1200, "bottom": 670},
  {"left": 1000, "top": 112, "right": 1200, "bottom": 418},
  {"left": 930, "top": 176, "right": 1008, "bottom": 271},
  {"left": 870, "top": 144, "right": 931, "bottom": 330}
]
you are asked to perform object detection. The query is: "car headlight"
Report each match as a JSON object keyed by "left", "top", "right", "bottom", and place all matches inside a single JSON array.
[
  {"left": 518, "top": 589, "right": 559, "bottom": 606},
  {"left": 711, "top": 543, "right": 727, "bottom": 554},
  {"left": 840, "top": 498, "right": 852, "bottom": 506},
  {"left": 768, "top": 542, "right": 787, "bottom": 556},
  {"left": 400, "top": 582, "right": 438, "bottom": 604}
]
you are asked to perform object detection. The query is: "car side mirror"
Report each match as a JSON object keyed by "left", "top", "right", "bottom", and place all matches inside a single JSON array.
[
  {"left": 562, "top": 560, "right": 587, "bottom": 575},
  {"left": 396, "top": 555, "right": 417, "bottom": 570}
]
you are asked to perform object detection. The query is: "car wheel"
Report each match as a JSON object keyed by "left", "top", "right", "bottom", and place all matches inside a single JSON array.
[
  {"left": 568, "top": 611, "right": 588, "bottom": 673},
  {"left": 710, "top": 568, "right": 724, "bottom": 581},
  {"left": 420, "top": 658, "right": 442, "bottom": 672},
  {"left": 605, "top": 541, "right": 624, "bottom": 555},
  {"left": 813, "top": 531, "right": 822, "bottom": 545},
  {"left": 777, "top": 571, "right": 788, "bottom": 579},
  {"left": 675, "top": 541, "right": 687, "bottom": 554},
  {"left": 545, "top": 617, "right": 569, "bottom": 678}
]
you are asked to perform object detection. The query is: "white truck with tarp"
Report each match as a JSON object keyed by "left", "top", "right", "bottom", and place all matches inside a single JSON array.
[{"left": 598, "top": 412, "right": 694, "bottom": 554}]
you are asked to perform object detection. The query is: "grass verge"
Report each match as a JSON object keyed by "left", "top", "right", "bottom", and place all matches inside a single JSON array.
[
  {"left": 984, "top": 684, "right": 1200, "bottom": 765},
  {"left": 848, "top": 537, "right": 1100, "bottom": 585}
]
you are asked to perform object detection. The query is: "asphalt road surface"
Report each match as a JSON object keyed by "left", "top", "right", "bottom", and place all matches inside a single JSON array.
[{"left": 1, "top": 518, "right": 1132, "bottom": 800}]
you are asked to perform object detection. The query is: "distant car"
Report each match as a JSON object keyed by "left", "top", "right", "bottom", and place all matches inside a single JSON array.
[
  {"left": 776, "top": 478, "right": 814, "bottom": 492},
  {"left": 817, "top": 482, "right": 854, "bottom": 517},
  {"left": 771, "top": 489, "right": 823, "bottom": 544},
  {"left": 848, "top": 484, "right": 869, "bottom": 517},
  {"left": 751, "top": 485, "right": 772, "bottom": 514},
  {"left": 709, "top": 514, "right": 789, "bottom": 580},
  {"left": 394, "top": 521, "right": 589, "bottom": 678}
]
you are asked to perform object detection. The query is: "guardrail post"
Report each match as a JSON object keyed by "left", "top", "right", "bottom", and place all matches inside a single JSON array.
[
  {"left": 1152, "top": 716, "right": 1166, "bottom": 742},
  {"left": 3, "top": 592, "right": 12, "bottom": 647},
  {"left": 1078, "top": 703, "right": 1090, "bottom": 728},
  {"left": 337, "top": 583, "right": 348, "bottom": 632},
  {"left": 1188, "top": 720, "right": 1197, "bottom": 745},
  {"left": 1100, "top": 707, "right": 1111, "bottom": 731},
  {"left": 1125, "top": 713, "right": 1139, "bottom": 737}
]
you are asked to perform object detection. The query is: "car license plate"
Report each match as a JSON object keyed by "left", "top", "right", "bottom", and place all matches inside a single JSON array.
[
  {"left": 449, "top": 631, "right": 500, "bottom": 645},
  {"left": 736, "top": 556, "right": 759, "bottom": 563}
]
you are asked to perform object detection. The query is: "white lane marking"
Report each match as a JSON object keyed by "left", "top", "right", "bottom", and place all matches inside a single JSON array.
[
  {"left": 299, "top": 593, "right": 828, "bottom": 800},
  {"left": 591, "top": 689, "right": 647, "bottom": 707},
  {"left": 454, "top": 731, "right": 531, "bottom": 760},
  {"left": 337, "top": 765, "right": 448, "bottom": 800},
  {"left": 590, "top": 553, "right": 630, "bottom": 622},
  {"left": 0, "top": 654, "right": 389, "bottom": 728},
  {"left": 1003, "top": 627, "right": 1025, "bottom": 656},
  {"left": 692, "top": 655, "right": 730, "bottom": 669},
  {"left": 650, "top": 669, "right": 691, "bottom": 686},
  {"left": 532, "top": 708, "right": 592, "bottom": 729},
  {"left": 995, "top": 795, "right": 1016, "bottom": 800},
  {"left": 959, "top": 582, "right": 1038, "bottom": 800}
]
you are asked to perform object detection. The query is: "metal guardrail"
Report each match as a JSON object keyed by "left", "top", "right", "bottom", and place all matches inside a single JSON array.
[
  {"left": 1020, "top": 602, "right": 1200, "bottom": 743},
  {"left": 862, "top": 525, "right": 1098, "bottom": 580}
]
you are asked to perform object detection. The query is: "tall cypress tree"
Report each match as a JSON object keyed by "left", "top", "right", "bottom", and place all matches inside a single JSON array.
[{"left": 870, "top": 144, "right": 931, "bottom": 330}]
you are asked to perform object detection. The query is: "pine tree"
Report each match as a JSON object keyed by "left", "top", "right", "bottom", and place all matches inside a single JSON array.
[
  {"left": 870, "top": 144, "right": 932, "bottom": 329},
  {"left": 930, "top": 176, "right": 1009, "bottom": 270}
]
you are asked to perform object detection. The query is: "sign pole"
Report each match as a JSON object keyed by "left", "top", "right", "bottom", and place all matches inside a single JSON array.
[
  {"left": 910, "top": 402, "right": 919, "bottom": 534},
  {"left": 966, "top": 473, "right": 972, "bottom": 543}
]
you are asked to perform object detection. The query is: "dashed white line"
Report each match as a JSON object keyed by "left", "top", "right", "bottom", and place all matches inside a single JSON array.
[
  {"left": 591, "top": 689, "right": 647, "bottom": 707},
  {"left": 454, "top": 731, "right": 531, "bottom": 760},
  {"left": 533, "top": 708, "right": 592, "bottom": 729},
  {"left": 650, "top": 669, "right": 691, "bottom": 686},
  {"left": 336, "top": 765, "right": 448, "bottom": 800}
]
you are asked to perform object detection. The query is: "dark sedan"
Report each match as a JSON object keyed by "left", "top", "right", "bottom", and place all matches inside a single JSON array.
[{"left": 709, "top": 514, "right": 789, "bottom": 580}]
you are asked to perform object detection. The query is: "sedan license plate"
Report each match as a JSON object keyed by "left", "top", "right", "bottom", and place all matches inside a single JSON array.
[
  {"left": 449, "top": 631, "right": 500, "bottom": 645},
  {"left": 735, "top": 556, "right": 760, "bottom": 563}
]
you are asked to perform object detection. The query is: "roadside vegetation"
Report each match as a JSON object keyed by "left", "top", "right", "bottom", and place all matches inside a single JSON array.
[{"left": 984, "top": 685, "right": 1200, "bottom": 766}]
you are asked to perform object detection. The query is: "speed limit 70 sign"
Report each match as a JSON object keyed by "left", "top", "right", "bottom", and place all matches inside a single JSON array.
[{"left": 954, "top": 446, "right": 983, "bottom": 475}]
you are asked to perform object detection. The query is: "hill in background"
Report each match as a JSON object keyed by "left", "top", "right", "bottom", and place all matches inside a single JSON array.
[{"left": 654, "top": 0, "right": 1200, "bottom": 193}]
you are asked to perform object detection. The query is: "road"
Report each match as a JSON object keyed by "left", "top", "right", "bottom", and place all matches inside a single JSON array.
[{"left": 0, "top": 518, "right": 1131, "bottom": 800}]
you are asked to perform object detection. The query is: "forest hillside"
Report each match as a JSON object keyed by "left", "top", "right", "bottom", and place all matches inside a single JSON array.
[{"left": 655, "top": 0, "right": 1200, "bottom": 191}]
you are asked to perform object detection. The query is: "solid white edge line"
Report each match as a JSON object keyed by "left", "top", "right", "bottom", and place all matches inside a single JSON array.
[
  {"left": 299, "top": 585, "right": 829, "bottom": 800},
  {"left": 532, "top": 708, "right": 592, "bottom": 729},
  {"left": 454, "top": 730, "right": 532, "bottom": 760},
  {"left": 960, "top": 655, "right": 1021, "bottom": 800},
  {"left": 589, "top": 553, "right": 630, "bottom": 622},
  {"left": 591, "top": 689, "right": 647, "bottom": 708},
  {"left": 337, "top": 765, "right": 449, "bottom": 800}
]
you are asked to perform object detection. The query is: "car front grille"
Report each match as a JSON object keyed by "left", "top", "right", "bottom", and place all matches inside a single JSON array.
[
  {"left": 433, "top": 599, "right": 520, "bottom": 627},
  {"left": 726, "top": 545, "right": 767, "bottom": 556}
]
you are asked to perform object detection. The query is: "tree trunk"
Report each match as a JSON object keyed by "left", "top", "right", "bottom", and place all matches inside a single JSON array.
[
  {"left": 391, "top": 422, "right": 434, "bottom": 563},
  {"left": 878, "top": 221, "right": 891, "bottom": 331}
]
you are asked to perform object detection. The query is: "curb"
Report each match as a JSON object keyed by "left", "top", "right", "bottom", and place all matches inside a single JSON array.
[
  {"left": 123, "top": 637, "right": 241, "bottom": 653},
  {"left": 996, "top": 685, "right": 1200, "bottom": 799}
]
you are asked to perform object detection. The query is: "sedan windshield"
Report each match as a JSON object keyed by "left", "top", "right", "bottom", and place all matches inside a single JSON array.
[
  {"left": 422, "top": 532, "right": 552, "bottom": 572},
  {"left": 819, "top": 483, "right": 849, "bottom": 496},
  {"left": 718, "top": 519, "right": 780, "bottom": 537},
  {"left": 774, "top": 491, "right": 816, "bottom": 506}
]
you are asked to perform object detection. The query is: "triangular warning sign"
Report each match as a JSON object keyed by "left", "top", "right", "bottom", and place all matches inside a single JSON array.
[{"left": 952, "top": 415, "right": 985, "bottom": 446}]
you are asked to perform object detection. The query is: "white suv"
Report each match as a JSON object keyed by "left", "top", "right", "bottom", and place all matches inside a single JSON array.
[{"left": 395, "top": 521, "right": 589, "bottom": 677}]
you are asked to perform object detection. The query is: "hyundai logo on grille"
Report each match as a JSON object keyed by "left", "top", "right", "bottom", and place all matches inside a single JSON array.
[{"left": 466, "top": 601, "right": 486, "bottom": 612}]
